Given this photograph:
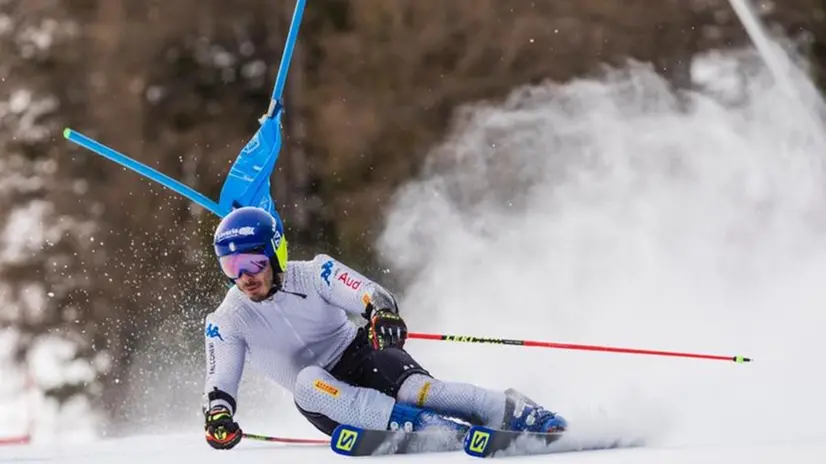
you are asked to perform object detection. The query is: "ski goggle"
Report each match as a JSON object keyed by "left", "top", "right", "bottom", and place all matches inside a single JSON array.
[{"left": 219, "top": 253, "right": 270, "bottom": 280}]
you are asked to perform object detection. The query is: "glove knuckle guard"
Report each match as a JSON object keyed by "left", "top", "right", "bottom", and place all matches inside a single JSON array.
[{"left": 205, "top": 406, "right": 242, "bottom": 450}]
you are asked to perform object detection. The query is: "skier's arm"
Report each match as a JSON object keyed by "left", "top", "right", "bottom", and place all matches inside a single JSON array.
[
  {"left": 202, "top": 312, "right": 245, "bottom": 450},
  {"left": 311, "top": 254, "right": 407, "bottom": 349},
  {"left": 311, "top": 254, "right": 399, "bottom": 317},
  {"left": 202, "top": 313, "right": 246, "bottom": 415}
]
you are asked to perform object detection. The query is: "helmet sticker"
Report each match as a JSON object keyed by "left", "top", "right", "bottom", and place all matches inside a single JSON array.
[{"left": 216, "top": 226, "right": 256, "bottom": 241}]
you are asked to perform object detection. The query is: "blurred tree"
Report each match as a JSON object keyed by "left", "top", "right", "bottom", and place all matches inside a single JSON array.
[{"left": 0, "top": 0, "right": 108, "bottom": 433}]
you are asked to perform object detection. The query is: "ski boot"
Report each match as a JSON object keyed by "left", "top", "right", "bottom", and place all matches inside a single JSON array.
[
  {"left": 388, "top": 402, "right": 470, "bottom": 435},
  {"left": 501, "top": 388, "right": 568, "bottom": 433}
]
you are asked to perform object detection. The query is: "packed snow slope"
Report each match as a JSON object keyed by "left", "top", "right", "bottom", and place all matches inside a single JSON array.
[
  {"left": 5, "top": 40, "right": 826, "bottom": 462},
  {"left": 2, "top": 432, "right": 826, "bottom": 463}
]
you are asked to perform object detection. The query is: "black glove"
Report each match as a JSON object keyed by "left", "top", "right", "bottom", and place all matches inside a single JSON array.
[
  {"left": 204, "top": 406, "right": 242, "bottom": 450},
  {"left": 365, "top": 304, "right": 408, "bottom": 350}
]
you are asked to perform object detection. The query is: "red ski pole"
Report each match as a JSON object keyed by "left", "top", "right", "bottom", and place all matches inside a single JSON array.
[
  {"left": 243, "top": 432, "right": 329, "bottom": 445},
  {"left": 0, "top": 436, "right": 30, "bottom": 446},
  {"left": 408, "top": 332, "right": 752, "bottom": 363}
]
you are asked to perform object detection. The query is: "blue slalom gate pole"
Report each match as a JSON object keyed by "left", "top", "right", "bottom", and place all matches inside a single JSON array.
[
  {"left": 63, "top": 128, "right": 226, "bottom": 217},
  {"left": 218, "top": 0, "right": 307, "bottom": 218},
  {"left": 63, "top": 0, "right": 308, "bottom": 219},
  {"left": 272, "top": 0, "right": 306, "bottom": 104}
]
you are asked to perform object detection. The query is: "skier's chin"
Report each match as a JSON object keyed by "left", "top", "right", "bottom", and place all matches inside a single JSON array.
[
  {"left": 240, "top": 281, "right": 268, "bottom": 300},
  {"left": 241, "top": 283, "right": 267, "bottom": 301}
]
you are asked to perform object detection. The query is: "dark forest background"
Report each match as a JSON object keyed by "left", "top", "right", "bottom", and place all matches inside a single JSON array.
[{"left": 0, "top": 0, "right": 823, "bottom": 434}]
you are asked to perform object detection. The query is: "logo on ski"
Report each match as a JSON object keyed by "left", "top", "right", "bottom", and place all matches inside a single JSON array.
[
  {"left": 468, "top": 429, "right": 490, "bottom": 454},
  {"left": 335, "top": 428, "right": 359, "bottom": 452}
]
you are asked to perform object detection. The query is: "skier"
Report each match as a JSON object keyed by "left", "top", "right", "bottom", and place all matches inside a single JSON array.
[{"left": 201, "top": 206, "right": 567, "bottom": 450}]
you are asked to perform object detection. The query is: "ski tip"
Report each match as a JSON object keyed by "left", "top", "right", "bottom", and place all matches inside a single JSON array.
[
  {"left": 464, "top": 425, "right": 495, "bottom": 458},
  {"left": 330, "top": 424, "right": 363, "bottom": 456},
  {"left": 734, "top": 355, "right": 752, "bottom": 363},
  {"left": 63, "top": 128, "right": 71, "bottom": 139}
]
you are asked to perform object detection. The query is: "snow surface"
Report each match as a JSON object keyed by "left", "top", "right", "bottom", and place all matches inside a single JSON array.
[
  {"left": 1, "top": 432, "right": 826, "bottom": 463},
  {"left": 5, "top": 4, "right": 826, "bottom": 463}
]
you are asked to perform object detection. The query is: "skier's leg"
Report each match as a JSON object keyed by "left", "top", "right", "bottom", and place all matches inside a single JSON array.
[
  {"left": 296, "top": 327, "right": 563, "bottom": 434},
  {"left": 335, "top": 343, "right": 505, "bottom": 428},
  {"left": 292, "top": 327, "right": 417, "bottom": 434},
  {"left": 395, "top": 373, "right": 506, "bottom": 426},
  {"left": 292, "top": 365, "right": 466, "bottom": 435},
  {"left": 336, "top": 336, "right": 567, "bottom": 433},
  {"left": 293, "top": 365, "right": 396, "bottom": 435},
  {"left": 396, "top": 375, "right": 568, "bottom": 433}
]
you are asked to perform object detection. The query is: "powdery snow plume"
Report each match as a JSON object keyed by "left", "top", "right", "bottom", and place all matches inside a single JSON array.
[{"left": 377, "top": 45, "right": 826, "bottom": 454}]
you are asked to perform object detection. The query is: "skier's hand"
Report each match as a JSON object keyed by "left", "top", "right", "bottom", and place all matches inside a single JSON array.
[
  {"left": 366, "top": 306, "right": 408, "bottom": 350},
  {"left": 204, "top": 406, "right": 242, "bottom": 450}
]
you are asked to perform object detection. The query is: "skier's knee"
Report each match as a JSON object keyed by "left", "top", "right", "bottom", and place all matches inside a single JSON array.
[
  {"left": 293, "top": 365, "right": 397, "bottom": 431},
  {"left": 396, "top": 373, "right": 435, "bottom": 405},
  {"left": 293, "top": 365, "right": 340, "bottom": 412}
]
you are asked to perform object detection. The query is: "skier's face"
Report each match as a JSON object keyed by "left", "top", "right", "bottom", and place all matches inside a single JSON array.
[{"left": 236, "top": 260, "right": 274, "bottom": 301}]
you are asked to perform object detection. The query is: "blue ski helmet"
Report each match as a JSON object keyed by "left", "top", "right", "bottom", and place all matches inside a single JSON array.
[{"left": 213, "top": 206, "right": 288, "bottom": 276}]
